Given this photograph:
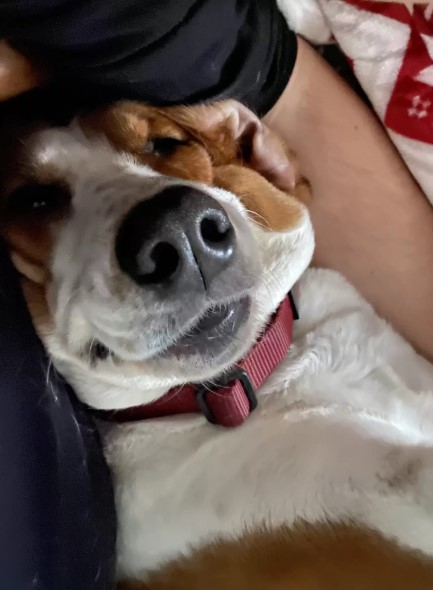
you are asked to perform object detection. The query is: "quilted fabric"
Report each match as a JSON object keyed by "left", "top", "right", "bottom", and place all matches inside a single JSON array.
[{"left": 281, "top": 0, "right": 433, "bottom": 204}]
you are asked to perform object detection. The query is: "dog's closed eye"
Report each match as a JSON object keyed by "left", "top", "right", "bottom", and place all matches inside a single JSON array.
[
  {"left": 143, "top": 137, "right": 189, "bottom": 158},
  {"left": 88, "top": 340, "right": 112, "bottom": 364},
  {"left": 5, "top": 183, "right": 71, "bottom": 222}
]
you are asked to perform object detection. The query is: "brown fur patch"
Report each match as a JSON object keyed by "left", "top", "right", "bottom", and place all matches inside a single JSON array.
[
  {"left": 20, "top": 278, "right": 54, "bottom": 337},
  {"left": 161, "top": 101, "right": 302, "bottom": 192},
  {"left": 79, "top": 101, "right": 307, "bottom": 233},
  {"left": 157, "top": 103, "right": 241, "bottom": 167},
  {"left": 80, "top": 103, "right": 214, "bottom": 184},
  {"left": 0, "top": 213, "right": 52, "bottom": 284},
  {"left": 118, "top": 522, "right": 433, "bottom": 590},
  {"left": 214, "top": 165, "right": 303, "bottom": 232},
  {"left": 0, "top": 185, "right": 69, "bottom": 283}
]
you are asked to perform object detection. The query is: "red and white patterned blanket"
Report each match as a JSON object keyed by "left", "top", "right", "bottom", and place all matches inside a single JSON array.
[{"left": 278, "top": 0, "right": 433, "bottom": 204}]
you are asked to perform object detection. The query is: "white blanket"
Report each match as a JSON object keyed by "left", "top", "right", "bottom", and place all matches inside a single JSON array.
[{"left": 278, "top": 0, "right": 433, "bottom": 205}]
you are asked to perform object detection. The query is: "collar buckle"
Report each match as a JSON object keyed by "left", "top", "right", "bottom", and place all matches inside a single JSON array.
[{"left": 195, "top": 368, "right": 258, "bottom": 426}]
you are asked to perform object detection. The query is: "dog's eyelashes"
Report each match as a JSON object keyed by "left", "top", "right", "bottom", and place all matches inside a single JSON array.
[
  {"left": 143, "top": 137, "right": 188, "bottom": 158},
  {"left": 6, "top": 183, "right": 71, "bottom": 221}
]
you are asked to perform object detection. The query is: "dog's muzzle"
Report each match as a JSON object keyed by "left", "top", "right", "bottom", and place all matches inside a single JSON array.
[{"left": 113, "top": 185, "right": 250, "bottom": 358}]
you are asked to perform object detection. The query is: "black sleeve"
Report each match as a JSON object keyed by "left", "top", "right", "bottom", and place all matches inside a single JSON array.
[
  {"left": 0, "top": 0, "right": 297, "bottom": 116},
  {"left": 0, "top": 241, "right": 116, "bottom": 590}
]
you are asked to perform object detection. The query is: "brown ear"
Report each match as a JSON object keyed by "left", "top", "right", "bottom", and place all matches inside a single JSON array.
[
  {"left": 163, "top": 100, "right": 300, "bottom": 191},
  {"left": 213, "top": 164, "right": 304, "bottom": 232},
  {"left": 0, "top": 41, "right": 45, "bottom": 101}
]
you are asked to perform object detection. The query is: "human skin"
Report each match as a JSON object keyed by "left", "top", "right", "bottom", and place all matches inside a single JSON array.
[
  {"left": 0, "top": 41, "right": 44, "bottom": 100},
  {"left": 264, "top": 37, "right": 433, "bottom": 362}
]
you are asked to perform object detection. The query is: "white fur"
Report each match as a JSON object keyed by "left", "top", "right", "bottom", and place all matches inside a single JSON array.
[
  {"left": 20, "top": 123, "right": 433, "bottom": 581},
  {"left": 106, "top": 269, "right": 433, "bottom": 579}
]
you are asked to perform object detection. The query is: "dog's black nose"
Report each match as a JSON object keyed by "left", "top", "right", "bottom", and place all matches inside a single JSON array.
[{"left": 115, "top": 186, "right": 236, "bottom": 294}]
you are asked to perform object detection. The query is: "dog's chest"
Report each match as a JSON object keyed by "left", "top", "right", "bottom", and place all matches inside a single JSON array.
[
  {"left": 104, "top": 370, "right": 428, "bottom": 579},
  {"left": 105, "top": 399, "right": 341, "bottom": 578}
]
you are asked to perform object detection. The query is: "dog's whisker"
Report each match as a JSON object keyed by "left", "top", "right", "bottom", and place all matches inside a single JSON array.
[
  {"left": 45, "top": 356, "right": 54, "bottom": 386},
  {"left": 242, "top": 206, "right": 269, "bottom": 230},
  {"left": 87, "top": 336, "right": 97, "bottom": 364}
]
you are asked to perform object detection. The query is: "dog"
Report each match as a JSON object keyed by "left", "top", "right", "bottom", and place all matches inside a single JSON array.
[{"left": 1, "top": 99, "right": 433, "bottom": 589}]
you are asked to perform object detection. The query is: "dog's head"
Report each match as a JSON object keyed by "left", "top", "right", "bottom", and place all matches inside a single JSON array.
[{"left": 0, "top": 100, "right": 314, "bottom": 410}]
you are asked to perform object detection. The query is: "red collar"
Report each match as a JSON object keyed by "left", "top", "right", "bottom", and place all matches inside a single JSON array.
[{"left": 96, "top": 293, "right": 297, "bottom": 428}]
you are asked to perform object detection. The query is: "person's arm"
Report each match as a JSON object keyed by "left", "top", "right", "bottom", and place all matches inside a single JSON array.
[{"left": 265, "top": 37, "right": 433, "bottom": 361}]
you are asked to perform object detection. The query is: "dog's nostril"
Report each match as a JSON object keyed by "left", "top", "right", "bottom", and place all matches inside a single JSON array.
[
  {"left": 200, "top": 216, "right": 231, "bottom": 245},
  {"left": 138, "top": 242, "right": 180, "bottom": 285}
]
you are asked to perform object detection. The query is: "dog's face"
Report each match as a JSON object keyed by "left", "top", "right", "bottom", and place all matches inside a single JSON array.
[{"left": 0, "top": 100, "right": 314, "bottom": 410}]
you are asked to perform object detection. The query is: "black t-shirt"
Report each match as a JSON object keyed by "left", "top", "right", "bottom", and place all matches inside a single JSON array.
[{"left": 0, "top": 0, "right": 297, "bottom": 116}]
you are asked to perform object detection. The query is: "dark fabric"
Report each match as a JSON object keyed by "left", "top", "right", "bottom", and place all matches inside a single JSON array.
[
  {"left": 0, "top": 240, "right": 116, "bottom": 590},
  {"left": 0, "top": 0, "right": 297, "bottom": 116}
]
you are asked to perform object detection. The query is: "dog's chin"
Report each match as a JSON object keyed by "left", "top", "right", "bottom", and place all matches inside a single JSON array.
[
  {"left": 162, "top": 296, "right": 251, "bottom": 368},
  {"left": 86, "top": 295, "right": 252, "bottom": 371}
]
